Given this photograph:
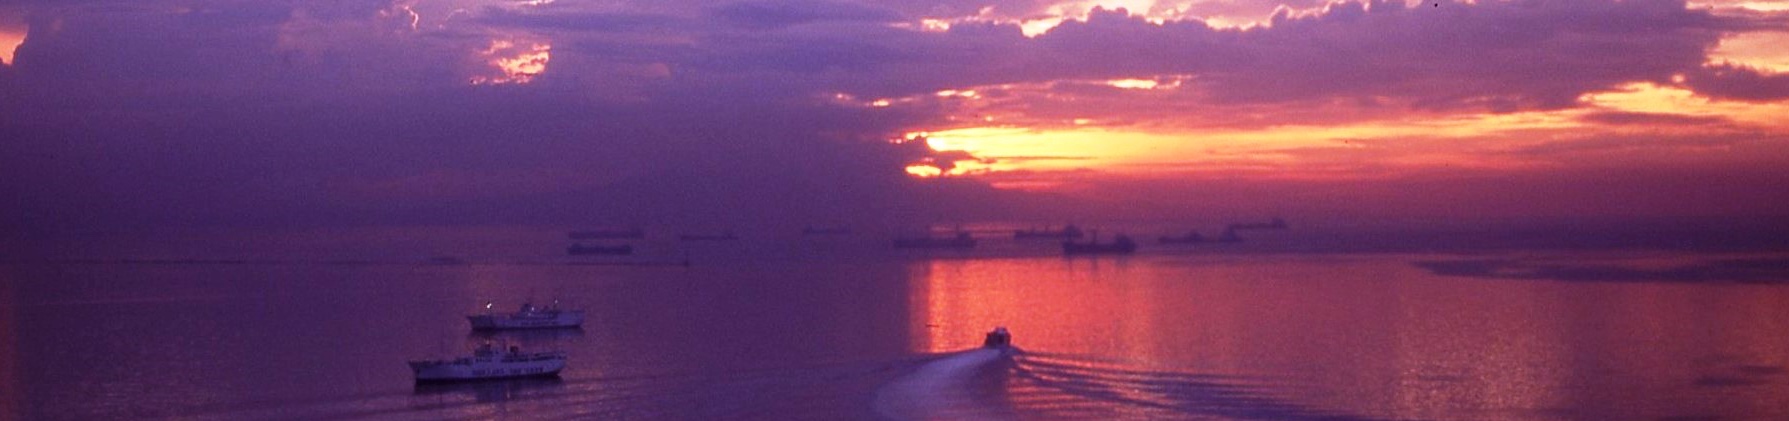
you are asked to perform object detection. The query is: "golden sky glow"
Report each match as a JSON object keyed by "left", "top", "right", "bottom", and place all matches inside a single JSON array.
[
  {"left": 471, "top": 40, "right": 551, "bottom": 85},
  {"left": 853, "top": 3, "right": 1789, "bottom": 213},
  {"left": 904, "top": 164, "right": 944, "bottom": 178},
  {"left": 902, "top": 77, "right": 1789, "bottom": 188},
  {"left": 1711, "top": 31, "right": 1789, "bottom": 72},
  {"left": 1697, "top": 1, "right": 1789, "bottom": 12},
  {"left": 0, "top": 30, "right": 23, "bottom": 65},
  {"left": 911, "top": 110, "right": 1580, "bottom": 177},
  {"left": 1585, "top": 82, "right": 1789, "bottom": 129},
  {"left": 1106, "top": 78, "right": 1170, "bottom": 89}
]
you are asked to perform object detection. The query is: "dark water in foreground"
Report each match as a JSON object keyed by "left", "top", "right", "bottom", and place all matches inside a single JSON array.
[{"left": 3, "top": 228, "right": 1789, "bottom": 420}]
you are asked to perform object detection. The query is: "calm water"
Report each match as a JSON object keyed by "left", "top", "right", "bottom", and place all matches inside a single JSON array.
[{"left": 3, "top": 227, "right": 1788, "bottom": 420}]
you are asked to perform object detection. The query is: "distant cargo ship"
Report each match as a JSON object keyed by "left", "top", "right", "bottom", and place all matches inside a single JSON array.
[
  {"left": 1217, "top": 228, "right": 1243, "bottom": 243},
  {"left": 1014, "top": 224, "right": 1084, "bottom": 239},
  {"left": 1063, "top": 233, "right": 1138, "bottom": 255},
  {"left": 425, "top": 256, "right": 466, "bottom": 265},
  {"left": 1227, "top": 217, "right": 1288, "bottom": 231},
  {"left": 1157, "top": 231, "right": 1206, "bottom": 244},
  {"left": 469, "top": 301, "right": 584, "bottom": 330},
  {"left": 893, "top": 232, "right": 977, "bottom": 249},
  {"left": 567, "top": 243, "right": 632, "bottom": 255},
  {"left": 678, "top": 232, "right": 739, "bottom": 241},
  {"left": 802, "top": 226, "right": 851, "bottom": 235},
  {"left": 568, "top": 228, "right": 644, "bottom": 240}
]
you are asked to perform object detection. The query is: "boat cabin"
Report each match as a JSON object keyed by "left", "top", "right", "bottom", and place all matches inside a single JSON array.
[{"left": 983, "top": 327, "right": 1012, "bottom": 348}]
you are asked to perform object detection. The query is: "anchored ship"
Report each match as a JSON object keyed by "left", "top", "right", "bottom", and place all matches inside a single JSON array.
[
  {"left": 678, "top": 231, "right": 739, "bottom": 241},
  {"left": 409, "top": 343, "right": 566, "bottom": 382},
  {"left": 1157, "top": 231, "right": 1206, "bottom": 244},
  {"left": 893, "top": 231, "right": 977, "bottom": 249},
  {"left": 801, "top": 226, "right": 851, "bottom": 235},
  {"left": 469, "top": 301, "right": 585, "bottom": 330},
  {"left": 1215, "top": 217, "right": 1288, "bottom": 243},
  {"left": 1217, "top": 227, "right": 1243, "bottom": 243},
  {"left": 1063, "top": 233, "right": 1138, "bottom": 255},
  {"left": 568, "top": 228, "right": 645, "bottom": 240},
  {"left": 567, "top": 243, "right": 632, "bottom": 255},
  {"left": 1014, "top": 224, "right": 1084, "bottom": 239},
  {"left": 1227, "top": 217, "right": 1288, "bottom": 230}
]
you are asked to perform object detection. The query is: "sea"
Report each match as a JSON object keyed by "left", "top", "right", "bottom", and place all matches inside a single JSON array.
[{"left": 2, "top": 222, "right": 1787, "bottom": 421}]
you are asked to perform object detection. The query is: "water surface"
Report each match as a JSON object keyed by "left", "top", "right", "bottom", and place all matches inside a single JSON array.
[{"left": 3, "top": 228, "right": 1787, "bottom": 420}]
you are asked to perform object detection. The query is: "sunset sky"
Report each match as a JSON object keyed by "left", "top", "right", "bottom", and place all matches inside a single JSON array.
[{"left": 3, "top": 0, "right": 1788, "bottom": 231}]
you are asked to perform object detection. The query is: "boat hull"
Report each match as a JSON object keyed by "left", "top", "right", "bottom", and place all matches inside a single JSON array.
[
  {"left": 568, "top": 229, "right": 644, "bottom": 240},
  {"left": 468, "top": 312, "right": 586, "bottom": 330},
  {"left": 1062, "top": 247, "right": 1136, "bottom": 255},
  {"left": 410, "top": 360, "right": 566, "bottom": 383},
  {"left": 1062, "top": 242, "right": 1138, "bottom": 255},
  {"left": 1158, "top": 236, "right": 1206, "bottom": 245},
  {"left": 1014, "top": 225, "right": 1084, "bottom": 240},
  {"left": 892, "top": 239, "right": 976, "bottom": 249},
  {"left": 567, "top": 245, "right": 632, "bottom": 255},
  {"left": 679, "top": 235, "right": 738, "bottom": 241}
]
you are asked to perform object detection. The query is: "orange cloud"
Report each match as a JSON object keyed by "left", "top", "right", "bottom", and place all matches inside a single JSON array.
[
  {"left": 470, "top": 40, "right": 550, "bottom": 85},
  {"left": 0, "top": 29, "right": 23, "bottom": 65}
]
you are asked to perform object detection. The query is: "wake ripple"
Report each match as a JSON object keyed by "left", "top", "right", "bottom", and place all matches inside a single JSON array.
[
  {"left": 873, "top": 348, "right": 1018, "bottom": 421},
  {"left": 872, "top": 349, "right": 1403, "bottom": 421},
  {"left": 1005, "top": 352, "right": 1398, "bottom": 421}
]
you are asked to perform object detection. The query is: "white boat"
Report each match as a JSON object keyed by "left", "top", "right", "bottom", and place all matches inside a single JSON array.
[
  {"left": 409, "top": 343, "right": 567, "bottom": 382},
  {"left": 468, "top": 301, "right": 585, "bottom": 330}
]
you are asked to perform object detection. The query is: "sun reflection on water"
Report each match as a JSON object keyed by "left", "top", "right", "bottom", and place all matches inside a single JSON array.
[{"left": 902, "top": 253, "right": 1789, "bottom": 420}]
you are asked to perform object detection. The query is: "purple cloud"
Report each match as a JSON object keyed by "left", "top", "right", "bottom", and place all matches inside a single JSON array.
[
  {"left": 2, "top": 0, "right": 1788, "bottom": 233},
  {"left": 1684, "top": 62, "right": 1789, "bottom": 101},
  {"left": 711, "top": 0, "right": 904, "bottom": 29},
  {"left": 1578, "top": 111, "right": 1732, "bottom": 126}
]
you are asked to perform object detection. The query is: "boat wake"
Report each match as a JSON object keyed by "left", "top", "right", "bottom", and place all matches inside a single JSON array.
[
  {"left": 873, "top": 348, "right": 1397, "bottom": 421},
  {"left": 873, "top": 348, "right": 1019, "bottom": 421},
  {"left": 1003, "top": 352, "right": 1392, "bottom": 421},
  {"left": 141, "top": 350, "right": 1390, "bottom": 421}
]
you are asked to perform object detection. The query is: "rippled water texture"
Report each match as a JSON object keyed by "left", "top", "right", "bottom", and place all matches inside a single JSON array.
[{"left": 3, "top": 230, "right": 1787, "bottom": 420}]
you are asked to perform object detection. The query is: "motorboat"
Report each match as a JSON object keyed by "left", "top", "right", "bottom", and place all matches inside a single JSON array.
[{"left": 983, "top": 327, "right": 1012, "bottom": 348}]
